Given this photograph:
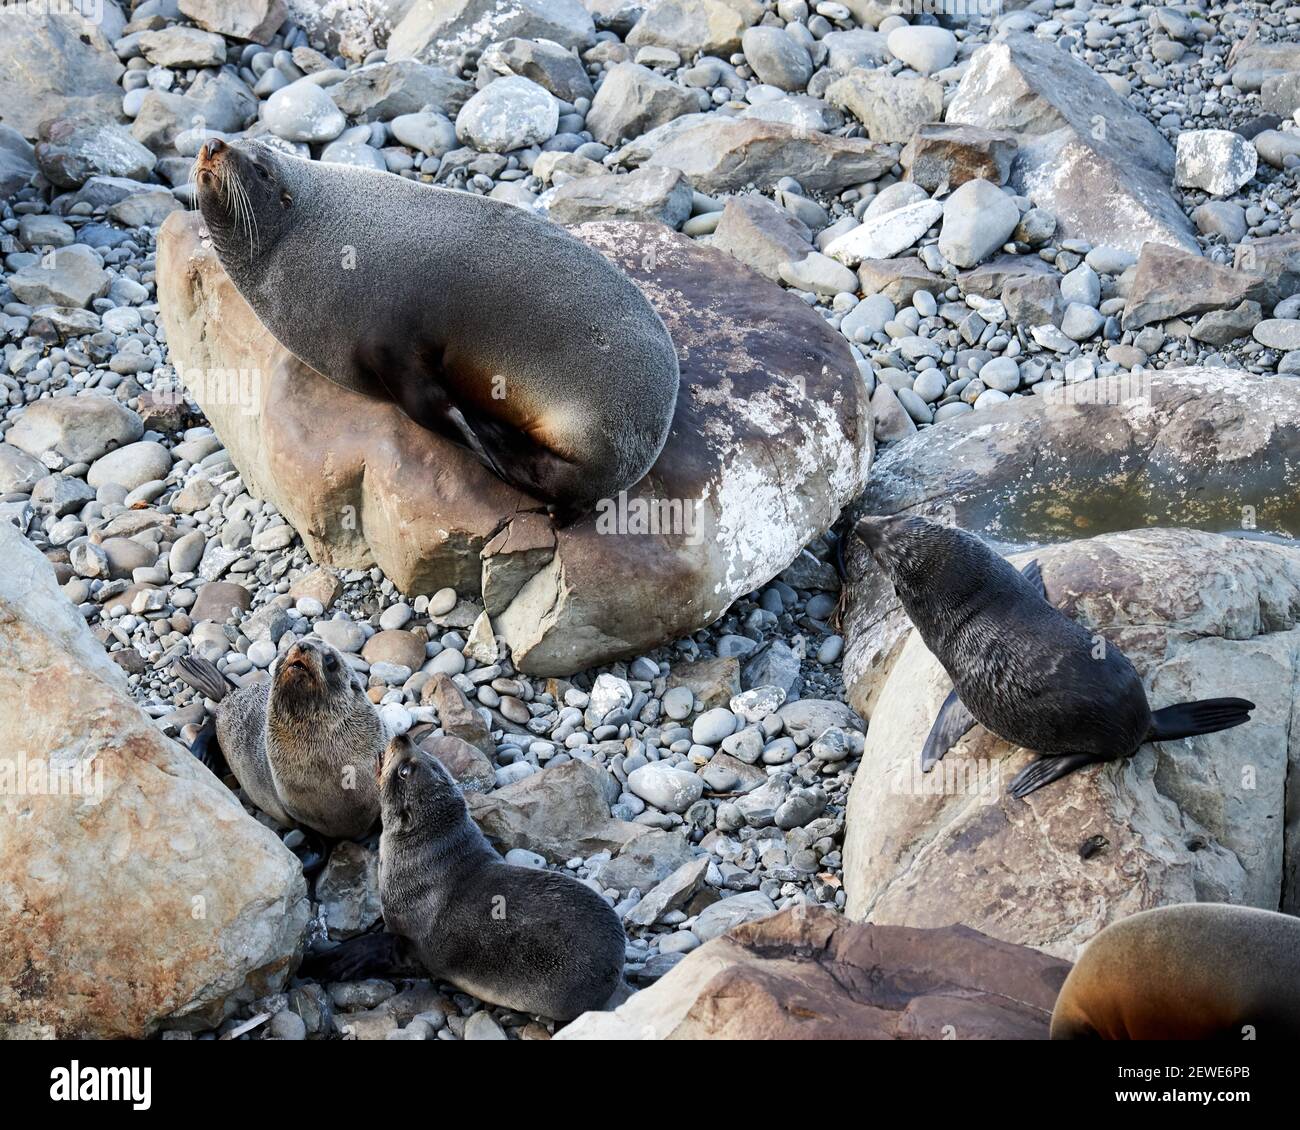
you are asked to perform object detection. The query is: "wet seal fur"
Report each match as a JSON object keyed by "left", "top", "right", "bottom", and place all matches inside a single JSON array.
[
  {"left": 175, "top": 637, "right": 384, "bottom": 839},
  {"left": 1051, "top": 903, "right": 1300, "bottom": 1039},
  {"left": 856, "top": 515, "right": 1255, "bottom": 798},
  {"left": 193, "top": 137, "right": 679, "bottom": 518},
  {"left": 377, "top": 732, "right": 627, "bottom": 1022}
]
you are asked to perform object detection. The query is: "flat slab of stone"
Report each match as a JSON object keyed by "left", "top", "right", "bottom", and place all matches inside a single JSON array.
[
  {"left": 843, "top": 528, "right": 1300, "bottom": 957},
  {"left": 557, "top": 905, "right": 1069, "bottom": 1039},
  {"left": 841, "top": 367, "right": 1300, "bottom": 718},
  {"left": 946, "top": 35, "right": 1197, "bottom": 255},
  {"left": 158, "top": 212, "right": 870, "bottom": 675}
]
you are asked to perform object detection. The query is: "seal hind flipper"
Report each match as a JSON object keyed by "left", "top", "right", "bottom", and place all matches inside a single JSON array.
[
  {"left": 1020, "top": 558, "right": 1046, "bottom": 598},
  {"left": 1147, "top": 697, "right": 1254, "bottom": 742},
  {"left": 1008, "top": 753, "right": 1100, "bottom": 799},
  {"left": 189, "top": 716, "right": 228, "bottom": 775},
  {"left": 300, "top": 931, "right": 419, "bottom": 983},
  {"left": 174, "top": 654, "right": 234, "bottom": 702},
  {"left": 921, "top": 687, "right": 978, "bottom": 771}
]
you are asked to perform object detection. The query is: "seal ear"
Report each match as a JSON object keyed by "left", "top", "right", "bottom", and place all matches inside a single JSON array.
[{"left": 280, "top": 190, "right": 293, "bottom": 209}]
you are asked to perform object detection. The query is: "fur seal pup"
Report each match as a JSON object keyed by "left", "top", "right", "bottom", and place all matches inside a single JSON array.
[
  {"left": 375, "top": 732, "right": 626, "bottom": 1022},
  {"left": 856, "top": 515, "right": 1255, "bottom": 799},
  {"left": 1051, "top": 903, "right": 1300, "bottom": 1039},
  {"left": 192, "top": 137, "right": 679, "bottom": 519},
  {"left": 175, "top": 638, "right": 383, "bottom": 839}
]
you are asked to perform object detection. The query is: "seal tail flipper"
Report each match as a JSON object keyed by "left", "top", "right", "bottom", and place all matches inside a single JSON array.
[
  {"left": 1147, "top": 698, "right": 1254, "bottom": 742},
  {"left": 173, "top": 654, "right": 234, "bottom": 702},
  {"left": 921, "top": 687, "right": 978, "bottom": 771},
  {"left": 1008, "top": 753, "right": 1100, "bottom": 799}
]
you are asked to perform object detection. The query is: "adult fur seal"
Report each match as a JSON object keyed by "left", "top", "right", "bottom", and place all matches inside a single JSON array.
[
  {"left": 192, "top": 137, "right": 679, "bottom": 519},
  {"left": 374, "top": 732, "right": 626, "bottom": 1022},
  {"left": 1051, "top": 903, "right": 1300, "bottom": 1039},
  {"left": 856, "top": 515, "right": 1254, "bottom": 799},
  {"left": 175, "top": 637, "right": 383, "bottom": 839}
]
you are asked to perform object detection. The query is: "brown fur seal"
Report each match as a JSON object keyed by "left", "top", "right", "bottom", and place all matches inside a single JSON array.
[
  {"left": 175, "top": 638, "right": 383, "bottom": 839},
  {"left": 375, "top": 732, "right": 626, "bottom": 1022},
  {"left": 1051, "top": 903, "right": 1300, "bottom": 1039},
  {"left": 856, "top": 515, "right": 1254, "bottom": 799},
  {"left": 192, "top": 137, "right": 679, "bottom": 519}
]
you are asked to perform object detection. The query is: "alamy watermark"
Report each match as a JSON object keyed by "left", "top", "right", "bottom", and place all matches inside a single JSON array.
[
  {"left": 0, "top": 756, "right": 103, "bottom": 805},
  {"left": 890, "top": 0, "right": 1003, "bottom": 18},
  {"left": 891, "top": 757, "right": 1001, "bottom": 804},
  {"left": 3, "top": 0, "right": 106, "bottom": 22},
  {"left": 594, "top": 490, "right": 705, "bottom": 546},
  {"left": 153, "top": 364, "right": 262, "bottom": 416},
  {"left": 1041, "top": 368, "right": 1153, "bottom": 407}
]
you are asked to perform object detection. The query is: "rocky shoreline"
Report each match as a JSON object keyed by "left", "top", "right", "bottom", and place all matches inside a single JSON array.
[{"left": 2, "top": 0, "right": 1299, "bottom": 1040}]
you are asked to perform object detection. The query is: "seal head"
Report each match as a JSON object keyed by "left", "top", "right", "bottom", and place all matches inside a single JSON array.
[{"left": 195, "top": 137, "right": 298, "bottom": 267}]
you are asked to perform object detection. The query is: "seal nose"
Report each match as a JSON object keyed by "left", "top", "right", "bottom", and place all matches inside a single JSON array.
[
  {"left": 200, "top": 137, "right": 225, "bottom": 162},
  {"left": 854, "top": 515, "right": 885, "bottom": 552},
  {"left": 283, "top": 642, "right": 314, "bottom": 671}
]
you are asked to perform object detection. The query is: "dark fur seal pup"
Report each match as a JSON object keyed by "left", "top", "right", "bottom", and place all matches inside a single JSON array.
[
  {"left": 192, "top": 137, "right": 679, "bottom": 519},
  {"left": 175, "top": 638, "right": 383, "bottom": 839},
  {"left": 1051, "top": 903, "right": 1300, "bottom": 1039},
  {"left": 374, "top": 732, "right": 626, "bottom": 1022},
  {"left": 856, "top": 515, "right": 1254, "bottom": 799}
]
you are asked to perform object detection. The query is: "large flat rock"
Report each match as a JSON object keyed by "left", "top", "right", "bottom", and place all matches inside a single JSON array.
[
  {"left": 157, "top": 211, "right": 871, "bottom": 675},
  {"left": 842, "top": 529, "right": 1300, "bottom": 958},
  {"left": 557, "top": 905, "right": 1070, "bottom": 1039},
  {"left": 841, "top": 368, "right": 1300, "bottom": 718},
  {"left": 946, "top": 35, "right": 1197, "bottom": 256},
  {"left": 0, "top": 10, "right": 125, "bottom": 140},
  {"left": 0, "top": 523, "right": 309, "bottom": 1038}
]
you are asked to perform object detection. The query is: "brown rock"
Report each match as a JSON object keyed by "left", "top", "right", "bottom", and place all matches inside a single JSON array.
[
  {"left": 0, "top": 524, "right": 308, "bottom": 1038},
  {"left": 361, "top": 629, "right": 426, "bottom": 670},
  {"left": 709, "top": 192, "right": 814, "bottom": 283},
  {"left": 466, "top": 759, "right": 646, "bottom": 862},
  {"left": 856, "top": 256, "right": 944, "bottom": 303},
  {"left": 556, "top": 905, "right": 1070, "bottom": 1039},
  {"left": 157, "top": 211, "right": 871, "bottom": 675},
  {"left": 666, "top": 656, "right": 740, "bottom": 709},
  {"left": 422, "top": 672, "right": 494, "bottom": 758},
  {"left": 288, "top": 567, "right": 342, "bottom": 610},
  {"left": 630, "top": 115, "right": 894, "bottom": 194},
  {"left": 1234, "top": 232, "right": 1300, "bottom": 306},
  {"left": 901, "top": 122, "right": 1018, "bottom": 191},
  {"left": 1123, "top": 242, "right": 1269, "bottom": 330},
  {"left": 419, "top": 731, "right": 495, "bottom": 792},
  {"left": 190, "top": 580, "right": 253, "bottom": 622}
]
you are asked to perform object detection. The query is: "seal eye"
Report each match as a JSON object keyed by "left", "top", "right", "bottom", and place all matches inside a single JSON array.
[
  {"left": 399, "top": 763, "right": 413, "bottom": 780},
  {"left": 324, "top": 653, "right": 337, "bottom": 671}
]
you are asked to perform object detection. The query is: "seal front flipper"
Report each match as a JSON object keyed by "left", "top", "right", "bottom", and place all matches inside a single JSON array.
[
  {"left": 1008, "top": 753, "right": 1100, "bottom": 799},
  {"left": 921, "top": 687, "right": 977, "bottom": 771}
]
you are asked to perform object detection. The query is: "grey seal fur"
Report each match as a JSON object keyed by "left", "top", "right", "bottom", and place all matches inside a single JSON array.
[
  {"left": 193, "top": 137, "right": 679, "bottom": 517},
  {"left": 1051, "top": 903, "right": 1300, "bottom": 1039},
  {"left": 377, "top": 732, "right": 627, "bottom": 1022},
  {"left": 856, "top": 515, "right": 1254, "bottom": 798},
  {"left": 176, "top": 637, "right": 383, "bottom": 839}
]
